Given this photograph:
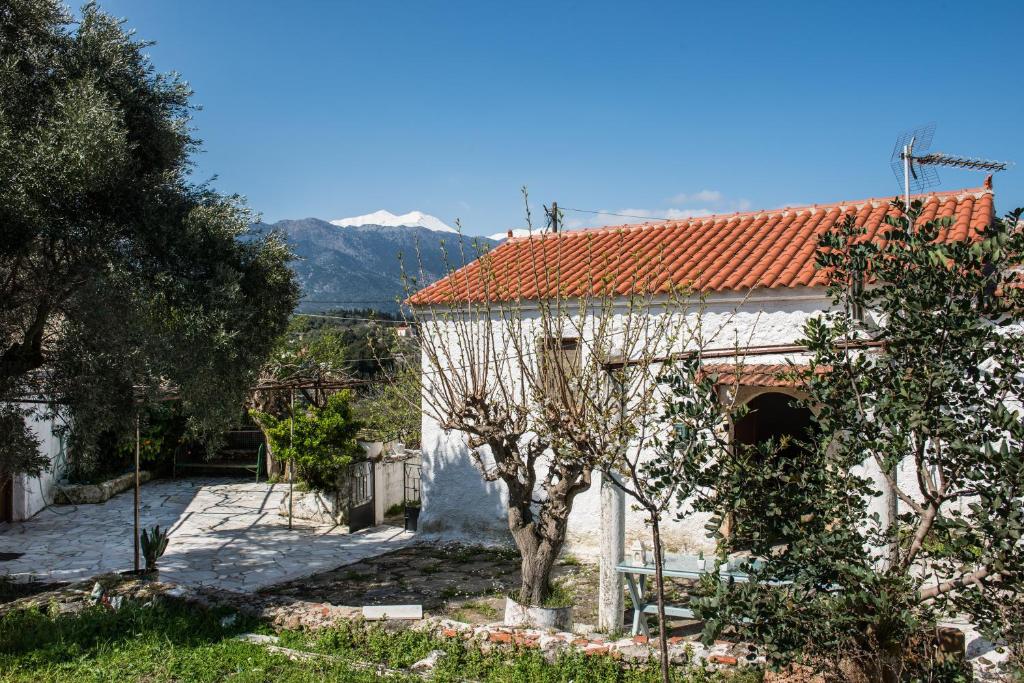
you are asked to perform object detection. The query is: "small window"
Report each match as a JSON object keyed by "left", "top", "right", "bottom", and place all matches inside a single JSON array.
[{"left": 539, "top": 337, "right": 580, "bottom": 404}]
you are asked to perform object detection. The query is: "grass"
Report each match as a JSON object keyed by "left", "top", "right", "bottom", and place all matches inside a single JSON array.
[
  {"left": 558, "top": 553, "right": 582, "bottom": 567},
  {"left": 0, "top": 600, "right": 380, "bottom": 682},
  {"left": 0, "top": 598, "right": 763, "bottom": 683},
  {"left": 540, "top": 580, "right": 574, "bottom": 609},
  {"left": 447, "top": 599, "right": 501, "bottom": 623},
  {"left": 293, "top": 620, "right": 762, "bottom": 683}
]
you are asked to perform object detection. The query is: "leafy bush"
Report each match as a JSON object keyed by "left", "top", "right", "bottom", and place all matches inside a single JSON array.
[
  {"left": 692, "top": 203, "right": 1024, "bottom": 681},
  {"left": 251, "top": 391, "right": 363, "bottom": 492},
  {"left": 0, "top": 404, "right": 47, "bottom": 481},
  {"left": 354, "top": 363, "right": 421, "bottom": 447}
]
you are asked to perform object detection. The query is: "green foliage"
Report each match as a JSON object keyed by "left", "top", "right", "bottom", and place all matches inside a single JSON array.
[
  {"left": 294, "top": 619, "right": 759, "bottom": 683},
  {"left": 0, "top": 597, "right": 760, "bottom": 682},
  {"left": 140, "top": 525, "right": 169, "bottom": 571},
  {"left": 691, "top": 202, "right": 1024, "bottom": 680},
  {"left": 0, "top": 403, "right": 47, "bottom": 481},
  {"left": 251, "top": 391, "right": 363, "bottom": 492},
  {"left": 0, "top": 0, "right": 298, "bottom": 476},
  {"left": 354, "top": 361, "right": 421, "bottom": 446}
]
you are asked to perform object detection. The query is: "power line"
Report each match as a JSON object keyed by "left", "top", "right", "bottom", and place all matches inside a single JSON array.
[{"left": 561, "top": 207, "right": 674, "bottom": 222}]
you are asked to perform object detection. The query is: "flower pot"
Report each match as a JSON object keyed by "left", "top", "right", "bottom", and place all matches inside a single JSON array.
[
  {"left": 504, "top": 596, "right": 573, "bottom": 631},
  {"left": 404, "top": 505, "right": 420, "bottom": 532}
]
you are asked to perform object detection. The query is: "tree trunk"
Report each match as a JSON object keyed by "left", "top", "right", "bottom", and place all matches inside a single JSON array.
[
  {"left": 651, "top": 516, "right": 671, "bottom": 683},
  {"left": 508, "top": 502, "right": 565, "bottom": 606},
  {"left": 520, "top": 541, "right": 560, "bottom": 605}
]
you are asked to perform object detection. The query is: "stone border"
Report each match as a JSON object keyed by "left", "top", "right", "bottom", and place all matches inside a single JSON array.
[
  {"left": 426, "top": 618, "right": 763, "bottom": 669},
  {"left": 56, "top": 471, "right": 153, "bottom": 505},
  {"left": 155, "top": 583, "right": 760, "bottom": 671}
]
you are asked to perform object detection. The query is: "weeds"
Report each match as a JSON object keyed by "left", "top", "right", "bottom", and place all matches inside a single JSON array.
[{"left": 0, "top": 596, "right": 762, "bottom": 682}]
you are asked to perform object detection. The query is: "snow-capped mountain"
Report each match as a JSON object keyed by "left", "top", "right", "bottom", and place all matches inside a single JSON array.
[
  {"left": 250, "top": 217, "right": 497, "bottom": 313},
  {"left": 330, "top": 210, "right": 457, "bottom": 234}
]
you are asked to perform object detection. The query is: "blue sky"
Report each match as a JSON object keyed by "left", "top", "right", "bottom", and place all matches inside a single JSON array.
[{"left": 97, "top": 1, "right": 1023, "bottom": 235}]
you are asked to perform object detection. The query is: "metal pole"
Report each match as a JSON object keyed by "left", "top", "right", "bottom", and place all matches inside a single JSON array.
[
  {"left": 288, "top": 388, "right": 294, "bottom": 530},
  {"left": 903, "top": 141, "right": 914, "bottom": 233},
  {"left": 134, "top": 411, "right": 140, "bottom": 573},
  {"left": 903, "top": 144, "right": 911, "bottom": 211}
]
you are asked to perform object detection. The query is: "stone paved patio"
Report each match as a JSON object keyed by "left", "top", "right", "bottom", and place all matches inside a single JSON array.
[{"left": 0, "top": 478, "right": 413, "bottom": 592}]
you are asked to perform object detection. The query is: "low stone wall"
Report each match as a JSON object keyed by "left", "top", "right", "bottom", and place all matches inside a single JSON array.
[
  {"left": 55, "top": 471, "right": 153, "bottom": 505},
  {"left": 278, "top": 489, "right": 347, "bottom": 526},
  {"left": 429, "top": 619, "right": 760, "bottom": 668}
]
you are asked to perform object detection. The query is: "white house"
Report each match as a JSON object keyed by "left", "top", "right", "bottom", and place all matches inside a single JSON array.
[
  {"left": 2, "top": 405, "right": 67, "bottom": 523},
  {"left": 407, "top": 182, "right": 995, "bottom": 626}
]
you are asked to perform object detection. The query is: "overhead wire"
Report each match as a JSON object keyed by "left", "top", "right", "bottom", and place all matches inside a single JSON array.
[{"left": 559, "top": 207, "right": 675, "bottom": 223}]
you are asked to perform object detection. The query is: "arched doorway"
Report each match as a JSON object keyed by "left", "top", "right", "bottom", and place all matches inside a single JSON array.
[
  {"left": 729, "top": 391, "right": 816, "bottom": 545},
  {"left": 733, "top": 391, "right": 815, "bottom": 457}
]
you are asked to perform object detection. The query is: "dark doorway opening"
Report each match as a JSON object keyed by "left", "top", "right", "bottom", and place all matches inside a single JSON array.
[
  {"left": 733, "top": 391, "right": 815, "bottom": 457},
  {"left": 730, "top": 391, "right": 816, "bottom": 545},
  {"left": 0, "top": 476, "right": 12, "bottom": 524}
]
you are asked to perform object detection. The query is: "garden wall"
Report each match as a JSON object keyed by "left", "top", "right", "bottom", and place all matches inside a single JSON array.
[{"left": 12, "top": 407, "right": 66, "bottom": 521}]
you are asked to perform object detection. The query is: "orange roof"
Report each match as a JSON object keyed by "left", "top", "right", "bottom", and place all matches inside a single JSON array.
[
  {"left": 699, "top": 363, "right": 821, "bottom": 388},
  {"left": 408, "top": 184, "right": 995, "bottom": 305}
]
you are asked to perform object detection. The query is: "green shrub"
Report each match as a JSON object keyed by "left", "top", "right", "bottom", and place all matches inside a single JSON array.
[{"left": 251, "top": 392, "right": 363, "bottom": 492}]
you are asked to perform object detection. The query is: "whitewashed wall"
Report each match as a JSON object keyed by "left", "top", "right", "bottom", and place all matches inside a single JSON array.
[
  {"left": 373, "top": 451, "right": 418, "bottom": 524},
  {"left": 12, "top": 406, "right": 67, "bottom": 521},
  {"left": 417, "top": 287, "right": 839, "bottom": 552}
]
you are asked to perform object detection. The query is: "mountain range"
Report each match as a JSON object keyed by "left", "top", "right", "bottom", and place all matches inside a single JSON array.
[{"left": 250, "top": 211, "right": 498, "bottom": 313}]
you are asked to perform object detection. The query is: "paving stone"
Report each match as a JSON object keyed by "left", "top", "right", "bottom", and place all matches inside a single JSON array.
[{"left": 0, "top": 478, "right": 413, "bottom": 593}]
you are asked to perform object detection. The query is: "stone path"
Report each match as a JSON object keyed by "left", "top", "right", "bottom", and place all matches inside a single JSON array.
[{"left": 0, "top": 478, "right": 413, "bottom": 592}]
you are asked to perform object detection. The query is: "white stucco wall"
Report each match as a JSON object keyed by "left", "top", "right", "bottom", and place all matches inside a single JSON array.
[
  {"left": 373, "top": 452, "right": 418, "bottom": 524},
  {"left": 416, "top": 287, "right": 841, "bottom": 552},
  {"left": 11, "top": 407, "right": 67, "bottom": 521}
]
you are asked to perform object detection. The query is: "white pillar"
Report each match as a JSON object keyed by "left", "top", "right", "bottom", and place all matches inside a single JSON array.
[{"left": 598, "top": 470, "right": 625, "bottom": 633}]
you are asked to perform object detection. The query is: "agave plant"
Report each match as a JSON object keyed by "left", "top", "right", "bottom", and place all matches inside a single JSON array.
[{"left": 140, "top": 525, "right": 170, "bottom": 572}]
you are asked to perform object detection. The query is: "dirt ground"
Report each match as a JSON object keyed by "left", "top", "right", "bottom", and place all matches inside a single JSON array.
[{"left": 262, "top": 542, "right": 603, "bottom": 626}]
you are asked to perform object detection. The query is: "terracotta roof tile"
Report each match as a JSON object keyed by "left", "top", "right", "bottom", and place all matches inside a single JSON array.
[
  {"left": 698, "top": 363, "right": 810, "bottom": 388},
  {"left": 408, "top": 186, "right": 995, "bottom": 305}
]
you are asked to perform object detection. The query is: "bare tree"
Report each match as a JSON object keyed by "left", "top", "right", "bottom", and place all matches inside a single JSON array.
[
  {"left": 407, "top": 197, "right": 701, "bottom": 606},
  {"left": 600, "top": 304, "right": 755, "bottom": 683}
]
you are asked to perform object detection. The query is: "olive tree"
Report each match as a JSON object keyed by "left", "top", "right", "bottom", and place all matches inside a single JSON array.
[{"left": 0, "top": 0, "right": 298, "bottom": 472}]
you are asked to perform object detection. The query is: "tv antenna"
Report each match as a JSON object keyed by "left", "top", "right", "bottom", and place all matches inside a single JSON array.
[{"left": 891, "top": 123, "right": 1011, "bottom": 210}]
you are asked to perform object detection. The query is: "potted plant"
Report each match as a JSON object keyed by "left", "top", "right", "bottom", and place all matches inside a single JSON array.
[{"left": 504, "top": 581, "right": 573, "bottom": 631}]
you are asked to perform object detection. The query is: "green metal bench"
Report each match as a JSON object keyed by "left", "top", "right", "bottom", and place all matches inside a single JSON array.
[
  {"left": 173, "top": 437, "right": 265, "bottom": 482},
  {"left": 616, "top": 556, "right": 769, "bottom": 636}
]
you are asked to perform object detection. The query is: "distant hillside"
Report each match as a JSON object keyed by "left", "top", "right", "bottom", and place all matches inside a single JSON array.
[{"left": 249, "top": 218, "right": 497, "bottom": 313}]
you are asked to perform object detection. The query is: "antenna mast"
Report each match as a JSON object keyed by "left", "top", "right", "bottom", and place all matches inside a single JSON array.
[
  {"left": 544, "top": 201, "right": 560, "bottom": 233},
  {"left": 891, "top": 124, "right": 1011, "bottom": 230}
]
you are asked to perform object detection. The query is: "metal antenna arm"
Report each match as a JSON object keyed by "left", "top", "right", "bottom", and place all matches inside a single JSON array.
[{"left": 914, "top": 153, "right": 1010, "bottom": 172}]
